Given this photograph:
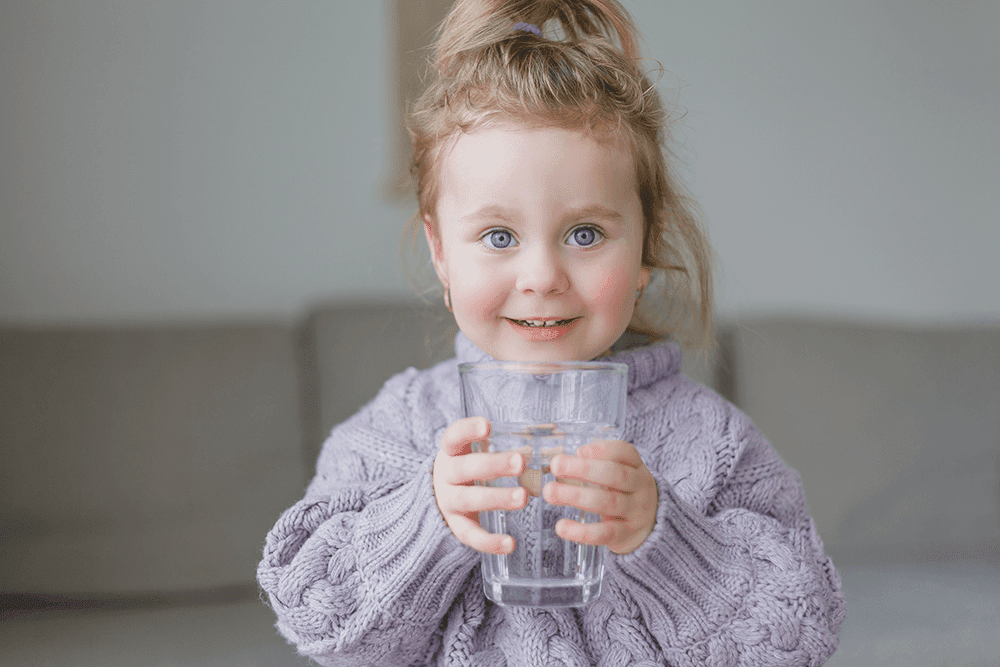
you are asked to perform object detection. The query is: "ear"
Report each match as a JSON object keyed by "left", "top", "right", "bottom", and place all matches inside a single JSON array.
[
  {"left": 423, "top": 216, "right": 449, "bottom": 288},
  {"left": 638, "top": 266, "right": 652, "bottom": 291}
]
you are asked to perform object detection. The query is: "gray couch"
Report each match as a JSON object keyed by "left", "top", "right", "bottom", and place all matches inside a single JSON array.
[{"left": 2, "top": 302, "right": 998, "bottom": 666}]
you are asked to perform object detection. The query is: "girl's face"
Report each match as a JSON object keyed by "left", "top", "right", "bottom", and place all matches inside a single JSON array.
[{"left": 425, "top": 124, "right": 650, "bottom": 362}]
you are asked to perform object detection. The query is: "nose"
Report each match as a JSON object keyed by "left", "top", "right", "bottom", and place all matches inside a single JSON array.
[{"left": 514, "top": 243, "right": 569, "bottom": 295}]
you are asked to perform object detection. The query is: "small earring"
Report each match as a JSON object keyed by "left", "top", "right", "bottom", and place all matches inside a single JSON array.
[
  {"left": 635, "top": 286, "right": 645, "bottom": 308},
  {"left": 444, "top": 287, "right": 452, "bottom": 312}
]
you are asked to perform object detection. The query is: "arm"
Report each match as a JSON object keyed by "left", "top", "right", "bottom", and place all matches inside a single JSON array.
[
  {"left": 583, "top": 400, "right": 844, "bottom": 666},
  {"left": 256, "top": 371, "right": 481, "bottom": 666}
]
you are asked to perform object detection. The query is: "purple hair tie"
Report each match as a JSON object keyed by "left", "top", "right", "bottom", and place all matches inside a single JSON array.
[{"left": 514, "top": 22, "right": 541, "bottom": 36}]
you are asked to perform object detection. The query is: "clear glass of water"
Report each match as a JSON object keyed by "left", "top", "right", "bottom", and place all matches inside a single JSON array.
[{"left": 458, "top": 360, "right": 628, "bottom": 607}]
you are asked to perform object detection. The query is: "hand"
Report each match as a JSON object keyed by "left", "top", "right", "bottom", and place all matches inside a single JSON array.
[
  {"left": 433, "top": 416, "right": 528, "bottom": 555},
  {"left": 543, "top": 440, "right": 658, "bottom": 555}
]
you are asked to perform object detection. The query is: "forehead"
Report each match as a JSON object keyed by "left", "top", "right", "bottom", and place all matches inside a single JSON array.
[
  {"left": 436, "top": 123, "right": 636, "bottom": 204},
  {"left": 443, "top": 119, "right": 631, "bottom": 161}
]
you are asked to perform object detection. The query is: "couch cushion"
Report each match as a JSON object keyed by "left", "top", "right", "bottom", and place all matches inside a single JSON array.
[
  {"left": 0, "top": 323, "right": 308, "bottom": 594},
  {"left": 730, "top": 318, "right": 1000, "bottom": 559}
]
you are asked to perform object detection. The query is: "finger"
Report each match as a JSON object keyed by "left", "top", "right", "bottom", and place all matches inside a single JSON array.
[
  {"left": 577, "top": 439, "right": 644, "bottom": 468},
  {"left": 439, "top": 416, "right": 491, "bottom": 457},
  {"left": 442, "top": 450, "right": 525, "bottom": 485},
  {"left": 549, "top": 454, "right": 636, "bottom": 492},
  {"left": 543, "top": 480, "right": 628, "bottom": 519},
  {"left": 558, "top": 518, "right": 649, "bottom": 555},
  {"left": 447, "top": 513, "right": 516, "bottom": 555},
  {"left": 442, "top": 485, "right": 528, "bottom": 514},
  {"left": 554, "top": 517, "right": 622, "bottom": 547}
]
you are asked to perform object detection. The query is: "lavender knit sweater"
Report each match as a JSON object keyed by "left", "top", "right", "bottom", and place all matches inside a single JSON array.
[{"left": 258, "top": 332, "right": 844, "bottom": 666}]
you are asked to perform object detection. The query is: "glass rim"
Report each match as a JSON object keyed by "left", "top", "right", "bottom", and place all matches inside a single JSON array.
[{"left": 458, "top": 360, "right": 627, "bottom": 375}]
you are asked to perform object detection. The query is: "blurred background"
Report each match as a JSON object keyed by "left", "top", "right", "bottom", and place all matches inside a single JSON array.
[
  {"left": 2, "top": 0, "right": 998, "bottom": 326},
  {"left": 1, "top": 1, "right": 998, "bottom": 666}
]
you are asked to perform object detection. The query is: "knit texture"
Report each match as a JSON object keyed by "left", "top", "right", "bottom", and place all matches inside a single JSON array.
[{"left": 258, "top": 332, "right": 844, "bottom": 666}]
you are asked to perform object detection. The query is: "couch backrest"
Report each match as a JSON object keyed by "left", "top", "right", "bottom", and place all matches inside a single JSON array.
[
  {"left": 0, "top": 323, "right": 308, "bottom": 594},
  {"left": 730, "top": 318, "right": 1000, "bottom": 561}
]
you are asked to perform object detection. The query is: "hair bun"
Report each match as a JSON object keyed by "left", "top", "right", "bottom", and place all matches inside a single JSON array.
[{"left": 433, "top": 0, "right": 639, "bottom": 73}]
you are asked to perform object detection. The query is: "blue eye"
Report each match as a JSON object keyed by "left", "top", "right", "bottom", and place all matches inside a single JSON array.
[
  {"left": 482, "top": 229, "right": 515, "bottom": 250},
  {"left": 568, "top": 226, "right": 602, "bottom": 247}
]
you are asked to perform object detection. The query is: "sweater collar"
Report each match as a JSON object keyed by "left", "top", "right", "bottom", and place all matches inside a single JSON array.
[{"left": 454, "top": 330, "right": 681, "bottom": 393}]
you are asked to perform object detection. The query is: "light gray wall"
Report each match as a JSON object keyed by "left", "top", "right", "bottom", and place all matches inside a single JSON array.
[{"left": 2, "top": 1, "right": 998, "bottom": 326}]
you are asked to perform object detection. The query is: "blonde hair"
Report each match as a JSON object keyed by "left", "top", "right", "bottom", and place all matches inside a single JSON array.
[{"left": 400, "top": 0, "right": 716, "bottom": 353}]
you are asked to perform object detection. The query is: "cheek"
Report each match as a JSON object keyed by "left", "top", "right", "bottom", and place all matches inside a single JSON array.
[
  {"left": 452, "top": 262, "right": 508, "bottom": 318},
  {"left": 469, "top": 287, "right": 507, "bottom": 320},
  {"left": 589, "top": 261, "right": 636, "bottom": 321}
]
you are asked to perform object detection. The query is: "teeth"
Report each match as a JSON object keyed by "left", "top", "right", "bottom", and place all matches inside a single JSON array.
[{"left": 515, "top": 319, "right": 573, "bottom": 327}]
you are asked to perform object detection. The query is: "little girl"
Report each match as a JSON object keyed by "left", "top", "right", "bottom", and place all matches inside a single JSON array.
[{"left": 258, "top": 1, "right": 844, "bottom": 665}]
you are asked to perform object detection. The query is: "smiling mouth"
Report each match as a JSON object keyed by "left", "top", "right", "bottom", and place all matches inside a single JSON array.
[{"left": 507, "top": 318, "right": 579, "bottom": 328}]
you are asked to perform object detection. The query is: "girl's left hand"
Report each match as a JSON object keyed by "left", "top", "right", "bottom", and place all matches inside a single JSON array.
[{"left": 543, "top": 440, "right": 658, "bottom": 555}]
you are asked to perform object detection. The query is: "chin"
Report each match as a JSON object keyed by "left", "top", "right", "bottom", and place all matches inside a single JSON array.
[{"left": 505, "top": 343, "right": 596, "bottom": 363}]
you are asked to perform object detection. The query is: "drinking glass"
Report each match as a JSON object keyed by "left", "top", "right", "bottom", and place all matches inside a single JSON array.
[{"left": 458, "top": 360, "right": 628, "bottom": 607}]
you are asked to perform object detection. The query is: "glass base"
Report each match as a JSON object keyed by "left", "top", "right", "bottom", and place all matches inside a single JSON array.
[{"left": 484, "top": 576, "right": 603, "bottom": 607}]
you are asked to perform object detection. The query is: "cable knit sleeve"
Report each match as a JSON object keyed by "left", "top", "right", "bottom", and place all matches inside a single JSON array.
[
  {"left": 256, "top": 368, "right": 481, "bottom": 666},
  {"left": 585, "top": 389, "right": 844, "bottom": 667}
]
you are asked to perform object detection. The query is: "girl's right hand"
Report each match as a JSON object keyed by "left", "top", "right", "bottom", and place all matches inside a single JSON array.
[{"left": 433, "top": 416, "right": 528, "bottom": 554}]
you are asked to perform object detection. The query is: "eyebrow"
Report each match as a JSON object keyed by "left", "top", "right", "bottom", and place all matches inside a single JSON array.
[
  {"left": 461, "top": 204, "right": 624, "bottom": 225},
  {"left": 565, "top": 205, "right": 624, "bottom": 223},
  {"left": 461, "top": 205, "right": 515, "bottom": 224}
]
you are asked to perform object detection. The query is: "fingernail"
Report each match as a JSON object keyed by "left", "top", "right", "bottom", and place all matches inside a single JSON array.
[
  {"left": 502, "top": 536, "right": 514, "bottom": 553},
  {"left": 511, "top": 488, "right": 523, "bottom": 504},
  {"left": 509, "top": 453, "right": 521, "bottom": 471}
]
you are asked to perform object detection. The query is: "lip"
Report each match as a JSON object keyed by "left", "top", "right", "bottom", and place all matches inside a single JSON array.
[{"left": 505, "top": 317, "right": 581, "bottom": 342}]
